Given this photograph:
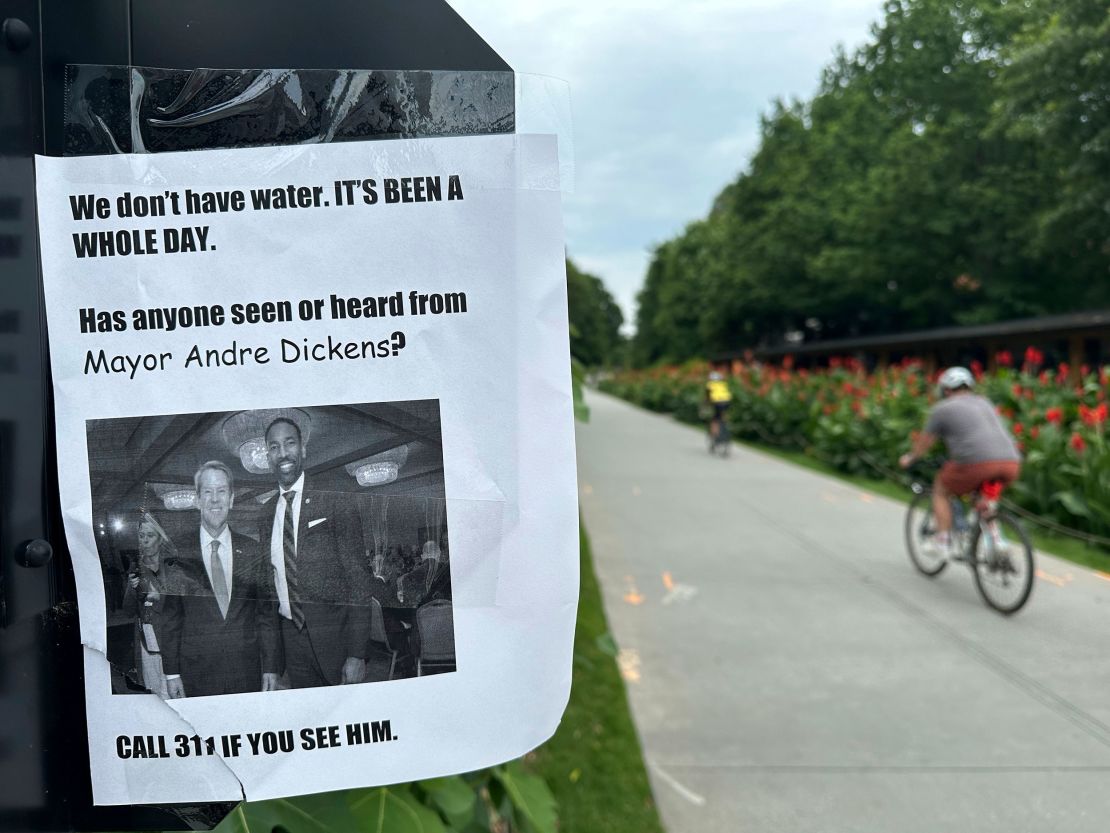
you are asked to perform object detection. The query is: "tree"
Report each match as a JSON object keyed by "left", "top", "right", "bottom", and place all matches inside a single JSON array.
[
  {"left": 992, "top": 0, "right": 1110, "bottom": 292},
  {"left": 631, "top": 0, "right": 1110, "bottom": 366},
  {"left": 566, "top": 258, "right": 624, "bottom": 367}
]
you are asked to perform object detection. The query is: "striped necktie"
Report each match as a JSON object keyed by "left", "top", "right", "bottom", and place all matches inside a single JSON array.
[{"left": 283, "top": 491, "right": 305, "bottom": 629}]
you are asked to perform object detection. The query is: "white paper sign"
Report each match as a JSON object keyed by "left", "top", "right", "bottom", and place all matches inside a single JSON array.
[{"left": 34, "top": 134, "right": 577, "bottom": 806}]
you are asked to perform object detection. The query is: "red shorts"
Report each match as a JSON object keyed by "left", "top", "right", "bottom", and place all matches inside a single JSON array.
[{"left": 937, "top": 460, "right": 1020, "bottom": 496}]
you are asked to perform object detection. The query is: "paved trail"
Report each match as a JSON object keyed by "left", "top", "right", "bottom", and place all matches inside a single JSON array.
[{"left": 576, "top": 390, "right": 1110, "bottom": 833}]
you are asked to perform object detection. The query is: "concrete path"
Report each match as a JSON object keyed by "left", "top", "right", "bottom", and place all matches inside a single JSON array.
[{"left": 576, "top": 390, "right": 1110, "bottom": 833}]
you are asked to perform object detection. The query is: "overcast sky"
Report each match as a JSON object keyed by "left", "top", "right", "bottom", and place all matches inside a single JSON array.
[{"left": 448, "top": 0, "right": 882, "bottom": 329}]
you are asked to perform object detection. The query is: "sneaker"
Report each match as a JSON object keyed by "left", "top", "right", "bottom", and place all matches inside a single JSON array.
[{"left": 920, "top": 536, "right": 952, "bottom": 563}]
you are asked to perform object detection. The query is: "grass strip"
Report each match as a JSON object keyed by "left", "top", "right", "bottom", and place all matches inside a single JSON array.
[{"left": 525, "top": 524, "right": 665, "bottom": 833}]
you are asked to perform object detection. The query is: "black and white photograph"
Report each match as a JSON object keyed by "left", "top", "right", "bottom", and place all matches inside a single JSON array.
[{"left": 87, "top": 400, "right": 456, "bottom": 699}]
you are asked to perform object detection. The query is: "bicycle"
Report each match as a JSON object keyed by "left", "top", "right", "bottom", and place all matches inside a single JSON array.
[
  {"left": 904, "top": 464, "right": 1035, "bottom": 614},
  {"left": 702, "top": 404, "right": 731, "bottom": 457}
]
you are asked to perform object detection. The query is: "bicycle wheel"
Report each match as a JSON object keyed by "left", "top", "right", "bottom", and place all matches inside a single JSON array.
[
  {"left": 715, "top": 422, "right": 731, "bottom": 457},
  {"left": 904, "top": 489, "right": 947, "bottom": 577},
  {"left": 971, "top": 511, "right": 1034, "bottom": 614}
]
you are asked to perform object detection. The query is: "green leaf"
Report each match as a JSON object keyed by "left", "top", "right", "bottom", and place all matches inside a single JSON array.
[
  {"left": 219, "top": 794, "right": 362, "bottom": 833},
  {"left": 1054, "top": 490, "right": 1092, "bottom": 519},
  {"left": 419, "top": 776, "right": 476, "bottom": 829},
  {"left": 394, "top": 789, "right": 448, "bottom": 833},
  {"left": 594, "top": 632, "right": 619, "bottom": 657},
  {"left": 350, "top": 787, "right": 426, "bottom": 833},
  {"left": 493, "top": 762, "right": 558, "bottom": 833}
]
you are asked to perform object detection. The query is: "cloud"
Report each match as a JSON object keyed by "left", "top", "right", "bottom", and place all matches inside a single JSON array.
[
  {"left": 449, "top": 0, "right": 880, "bottom": 324},
  {"left": 571, "top": 247, "right": 653, "bottom": 334}
]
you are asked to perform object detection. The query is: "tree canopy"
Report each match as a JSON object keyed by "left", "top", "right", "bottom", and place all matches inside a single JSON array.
[
  {"left": 633, "top": 0, "right": 1110, "bottom": 366},
  {"left": 567, "top": 258, "right": 624, "bottom": 366}
]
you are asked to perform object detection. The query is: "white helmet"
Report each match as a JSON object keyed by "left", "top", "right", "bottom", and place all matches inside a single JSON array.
[{"left": 938, "top": 366, "right": 975, "bottom": 394}]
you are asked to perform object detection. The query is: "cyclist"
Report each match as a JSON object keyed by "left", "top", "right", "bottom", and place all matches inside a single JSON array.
[
  {"left": 705, "top": 368, "right": 732, "bottom": 443},
  {"left": 899, "top": 366, "right": 1022, "bottom": 558}
]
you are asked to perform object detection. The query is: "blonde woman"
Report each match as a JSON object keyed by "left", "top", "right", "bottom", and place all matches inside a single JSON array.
[{"left": 123, "top": 512, "right": 177, "bottom": 698}]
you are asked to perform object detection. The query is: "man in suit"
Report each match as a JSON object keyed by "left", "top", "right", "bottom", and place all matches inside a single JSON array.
[
  {"left": 161, "top": 461, "right": 281, "bottom": 698},
  {"left": 264, "top": 416, "right": 373, "bottom": 688}
]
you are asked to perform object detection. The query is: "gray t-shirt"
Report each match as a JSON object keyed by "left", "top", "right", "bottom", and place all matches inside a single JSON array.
[{"left": 924, "top": 394, "right": 1021, "bottom": 464}]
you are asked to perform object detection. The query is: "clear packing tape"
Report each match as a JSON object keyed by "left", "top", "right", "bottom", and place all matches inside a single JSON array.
[{"left": 63, "top": 66, "right": 574, "bottom": 192}]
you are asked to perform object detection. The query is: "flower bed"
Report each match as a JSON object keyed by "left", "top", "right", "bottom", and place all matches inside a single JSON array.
[{"left": 600, "top": 351, "right": 1110, "bottom": 537}]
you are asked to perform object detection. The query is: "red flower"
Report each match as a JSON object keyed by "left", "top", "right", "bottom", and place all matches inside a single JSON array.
[
  {"left": 1080, "top": 404, "right": 1108, "bottom": 427},
  {"left": 995, "top": 350, "right": 1013, "bottom": 368},
  {"left": 970, "top": 359, "right": 984, "bottom": 380},
  {"left": 782, "top": 355, "right": 795, "bottom": 370},
  {"left": 1012, "top": 422, "right": 1024, "bottom": 436},
  {"left": 1030, "top": 426, "right": 1041, "bottom": 439},
  {"left": 1012, "top": 383, "right": 1023, "bottom": 398},
  {"left": 1070, "top": 432, "right": 1087, "bottom": 454},
  {"left": 1024, "top": 346, "right": 1044, "bottom": 369},
  {"left": 1045, "top": 407, "right": 1064, "bottom": 425},
  {"left": 1057, "top": 363, "right": 1070, "bottom": 385},
  {"left": 828, "top": 357, "right": 843, "bottom": 369}
]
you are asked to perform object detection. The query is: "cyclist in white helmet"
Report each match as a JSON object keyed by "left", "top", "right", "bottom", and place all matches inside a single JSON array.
[{"left": 899, "top": 366, "right": 1022, "bottom": 558}]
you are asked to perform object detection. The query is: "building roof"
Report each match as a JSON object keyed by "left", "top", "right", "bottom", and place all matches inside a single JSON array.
[{"left": 738, "top": 310, "right": 1110, "bottom": 359}]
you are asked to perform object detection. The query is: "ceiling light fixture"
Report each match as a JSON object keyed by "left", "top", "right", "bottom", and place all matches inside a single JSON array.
[
  {"left": 222, "top": 408, "right": 312, "bottom": 475},
  {"left": 345, "top": 444, "right": 411, "bottom": 488}
]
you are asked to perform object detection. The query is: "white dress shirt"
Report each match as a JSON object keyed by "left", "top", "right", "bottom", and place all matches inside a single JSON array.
[{"left": 269, "top": 471, "right": 305, "bottom": 620}]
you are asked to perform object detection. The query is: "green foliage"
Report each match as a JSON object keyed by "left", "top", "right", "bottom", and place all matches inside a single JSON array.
[
  {"left": 566, "top": 258, "right": 624, "bottom": 367},
  {"left": 602, "top": 358, "right": 1110, "bottom": 539},
  {"left": 992, "top": 0, "right": 1110, "bottom": 291},
  {"left": 633, "top": 0, "right": 1110, "bottom": 364},
  {"left": 572, "top": 358, "right": 590, "bottom": 423},
  {"left": 209, "top": 770, "right": 554, "bottom": 833}
]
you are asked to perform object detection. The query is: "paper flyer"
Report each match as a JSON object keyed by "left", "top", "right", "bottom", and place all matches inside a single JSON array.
[{"left": 34, "top": 134, "right": 577, "bottom": 805}]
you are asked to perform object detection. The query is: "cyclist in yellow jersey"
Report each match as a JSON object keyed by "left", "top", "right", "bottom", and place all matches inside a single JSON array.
[{"left": 705, "top": 370, "right": 732, "bottom": 442}]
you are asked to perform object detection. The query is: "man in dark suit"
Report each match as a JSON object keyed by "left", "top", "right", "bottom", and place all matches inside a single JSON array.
[
  {"left": 161, "top": 461, "right": 281, "bottom": 698},
  {"left": 264, "top": 416, "right": 373, "bottom": 688}
]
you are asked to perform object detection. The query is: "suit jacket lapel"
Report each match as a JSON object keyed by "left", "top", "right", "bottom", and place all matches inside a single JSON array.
[
  {"left": 183, "top": 544, "right": 216, "bottom": 600},
  {"left": 297, "top": 488, "right": 315, "bottom": 538},
  {"left": 225, "top": 534, "right": 254, "bottom": 617}
]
